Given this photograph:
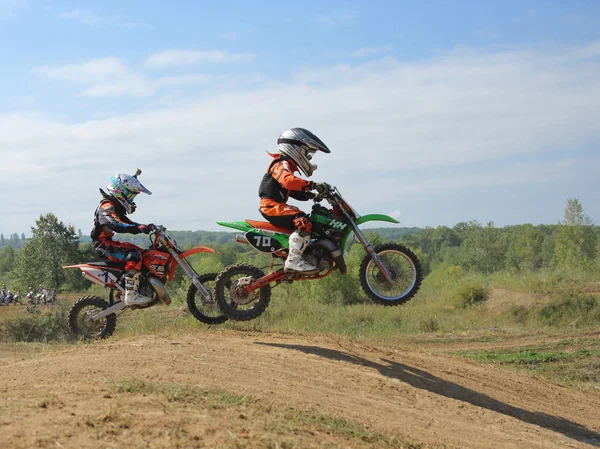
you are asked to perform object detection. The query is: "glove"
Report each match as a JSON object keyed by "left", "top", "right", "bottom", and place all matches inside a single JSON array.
[
  {"left": 312, "top": 192, "right": 325, "bottom": 202},
  {"left": 137, "top": 224, "right": 150, "bottom": 234},
  {"left": 315, "top": 182, "right": 330, "bottom": 195},
  {"left": 147, "top": 223, "right": 157, "bottom": 233}
]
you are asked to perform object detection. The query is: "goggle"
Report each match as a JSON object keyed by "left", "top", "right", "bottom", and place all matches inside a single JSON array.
[{"left": 123, "top": 190, "right": 137, "bottom": 203}]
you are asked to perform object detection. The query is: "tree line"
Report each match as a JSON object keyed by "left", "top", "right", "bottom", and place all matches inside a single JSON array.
[
  {"left": 400, "top": 198, "right": 598, "bottom": 274},
  {"left": 0, "top": 233, "right": 28, "bottom": 249},
  {"left": 0, "top": 198, "right": 596, "bottom": 291}
]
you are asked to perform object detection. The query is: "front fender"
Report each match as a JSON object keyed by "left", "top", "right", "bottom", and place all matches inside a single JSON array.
[
  {"left": 167, "top": 246, "right": 218, "bottom": 281},
  {"left": 341, "top": 214, "right": 400, "bottom": 253}
]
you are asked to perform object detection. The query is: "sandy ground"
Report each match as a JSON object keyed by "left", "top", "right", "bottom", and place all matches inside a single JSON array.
[{"left": 0, "top": 330, "right": 598, "bottom": 448}]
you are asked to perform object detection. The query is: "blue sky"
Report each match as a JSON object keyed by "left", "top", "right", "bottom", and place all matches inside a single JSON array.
[{"left": 1, "top": 0, "right": 599, "bottom": 234}]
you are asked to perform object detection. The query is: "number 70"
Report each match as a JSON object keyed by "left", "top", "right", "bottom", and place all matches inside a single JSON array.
[{"left": 254, "top": 236, "right": 271, "bottom": 247}]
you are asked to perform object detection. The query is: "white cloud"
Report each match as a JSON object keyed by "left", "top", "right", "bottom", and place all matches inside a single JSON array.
[
  {"left": 61, "top": 9, "right": 150, "bottom": 29},
  {"left": 351, "top": 45, "right": 393, "bottom": 58},
  {"left": 374, "top": 160, "right": 576, "bottom": 197},
  {"left": 4, "top": 41, "right": 600, "bottom": 232},
  {"left": 34, "top": 58, "right": 220, "bottom": 98},
  {"left": 144, "top": 50, "right": 256, "bottom": 69},
  {"left": 35, "top": 57, "right": 130, "bottom": 84}
]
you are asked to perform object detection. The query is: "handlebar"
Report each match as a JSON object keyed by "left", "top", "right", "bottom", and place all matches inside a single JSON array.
[
  {"left": 313, "top": 184, "right": 337, "bottom": 203},
  {"left": 151, "top": 224, "right": 166, "bottom": 234}
]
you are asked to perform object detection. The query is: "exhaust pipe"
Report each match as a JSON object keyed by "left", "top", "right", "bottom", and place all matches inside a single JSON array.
[
  {"left": 235, "top": 234, "right": 249, "bottom": 244},
  {"left": 148, "top": 277, "right": 171, "bottom": 305}
]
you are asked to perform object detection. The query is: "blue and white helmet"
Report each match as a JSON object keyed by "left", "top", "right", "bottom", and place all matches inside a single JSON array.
[{"left": 106, "top": 169, "right": 152, "bottom": 214}]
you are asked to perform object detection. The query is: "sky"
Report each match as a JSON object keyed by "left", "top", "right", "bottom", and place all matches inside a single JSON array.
[{"left": 1, "top": 0, "right": 599, "bottom": 235}]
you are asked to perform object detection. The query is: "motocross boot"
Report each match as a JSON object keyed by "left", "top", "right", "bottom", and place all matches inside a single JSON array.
[
  {"left": 124, "top": 270, "right": 154, "bottom": 306},
  {"left": 284, "top": 231, "right": 318, "bottom": 274}
]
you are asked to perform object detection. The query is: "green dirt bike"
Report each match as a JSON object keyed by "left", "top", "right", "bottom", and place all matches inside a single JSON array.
[{"left": 214, "top": 185, "right": 423, "bottom": 321}]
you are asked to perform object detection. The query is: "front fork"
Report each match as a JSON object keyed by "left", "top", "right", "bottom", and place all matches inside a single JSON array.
[
  {"left": 346, "top": 216, "right": 394, "bottom": 286},
  {"left": 164, "top": 242, "right": 213, "bottom": 301}
]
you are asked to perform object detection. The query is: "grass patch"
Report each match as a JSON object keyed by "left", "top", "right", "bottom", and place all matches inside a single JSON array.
[
  {"left": 110, "top": 379, "right": 249, "bottom": 408},
  {"left": 455, "top": 337, "right": 600, "bottom": 390},
  {"left": 108, "top": 379, "right": 410, "bottom": 448}
]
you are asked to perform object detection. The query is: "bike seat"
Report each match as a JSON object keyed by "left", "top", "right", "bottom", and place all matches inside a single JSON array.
[
  {"left": 245, "top": 220, "right": 294, "bottom": 235},
  {"left": 86, "top": 261, "right": 126, "bottom": 270}
]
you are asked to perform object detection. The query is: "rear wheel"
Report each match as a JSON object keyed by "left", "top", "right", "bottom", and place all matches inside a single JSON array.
[
  {"left": 68, "top": 296, "right": 116, "bottom": 340},
  {"left": 359, "top": 243, "right": 422, "bottom": 306},
  {"left": 214, "top": 264, "right": 271, "bottom": 321},
  {"left": 187, "top": 273, "right": 228, "bottom": 325}
]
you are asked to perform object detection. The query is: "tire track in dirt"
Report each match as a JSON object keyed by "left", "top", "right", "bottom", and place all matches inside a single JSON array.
[{"left": 0, "top": 330, "right": 598, "bottom": 448}]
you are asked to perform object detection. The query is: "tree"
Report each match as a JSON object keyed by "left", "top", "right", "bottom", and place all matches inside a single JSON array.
[
  {"left": 458, "top": 221, "right": 507, "bottom": 273},
  {"left": 0, "top": 246, "right": 16, "bottom": 273},
  {"left": 553, "top": 198, "right": 597, "bottom": 269},
  {"left": 21, "top": 233, "right": 26, "bottom": 241},
  {"left": 12, "top": 213, "right": 86, "bottom": 290},
  {"left": 506, "top": 224, "right": 544, "bottom": 271}
]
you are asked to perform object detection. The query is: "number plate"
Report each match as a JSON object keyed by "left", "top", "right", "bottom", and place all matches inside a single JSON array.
[{"left": 245, "top": 231, "right": 283, "bottom": 253}]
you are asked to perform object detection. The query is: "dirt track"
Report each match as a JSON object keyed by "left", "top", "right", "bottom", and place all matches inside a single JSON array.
[{"left": 0, "top": 330, "right": 598, "bottom": 448}]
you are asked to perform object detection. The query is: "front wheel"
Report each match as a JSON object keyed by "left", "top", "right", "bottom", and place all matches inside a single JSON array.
[
  {"left": 214, "top": 263, "right": 271, "bottom": 321},
  {"left": 68, "top": 296, "right": 116, "bottom": 340},
  {"left": 187, "top": 273, "right": 228, "bottom": 325},
  {"left": 359, "top": 243, "right": 422, "bottom": 306}
]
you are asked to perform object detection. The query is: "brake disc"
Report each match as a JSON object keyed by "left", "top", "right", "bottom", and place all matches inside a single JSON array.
[{"left": 229, "top": 276, "right": 256, "bottom": 305}]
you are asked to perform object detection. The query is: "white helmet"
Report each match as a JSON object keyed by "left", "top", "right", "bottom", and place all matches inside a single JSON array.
[
  {"left": 277, "top": 128, "right": 330, "bottom": 177},
  {"left": 106, "top": 169, "right": 152, "bottom": 214}
]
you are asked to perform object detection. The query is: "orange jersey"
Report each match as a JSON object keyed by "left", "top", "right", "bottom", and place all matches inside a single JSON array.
[
  {"left": 258, "top": 155, "right": 314, "bottom": 205},
  {"left": 270, "top": 158, "right": 311, "bottom": 192}
]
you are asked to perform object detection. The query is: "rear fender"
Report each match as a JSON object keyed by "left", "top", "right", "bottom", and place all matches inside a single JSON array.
[
  {"left": 341, "top": 214, "right": 400, "bottom": 253},
  {"left": 167, "top": 246, "right": 218, "bottom": 281},
  {"left": 63, "top": 263, "right": 124, "bottom": 291},
  {"left": 217, "top": 221, "right": 254, "bottom": 232}
]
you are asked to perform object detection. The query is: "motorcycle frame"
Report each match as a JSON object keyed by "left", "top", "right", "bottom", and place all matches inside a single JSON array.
[
  {"left": 64, "top": 229, "right": 218, "bottom": 306},
  {"left": 220, "top": 187, "right": 401, "bottom": 294}
]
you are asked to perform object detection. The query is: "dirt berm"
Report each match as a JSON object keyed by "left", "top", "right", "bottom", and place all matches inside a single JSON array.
[{"left": 0, "top": 330, "right": 598, "bottom": 448}]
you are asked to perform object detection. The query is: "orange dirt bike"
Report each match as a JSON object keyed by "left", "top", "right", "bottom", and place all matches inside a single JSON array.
[
  {"left": 214, "top": 185, "right": 423, "bottom": 321},
  {"left": 64, "top": 225, "right": 226, "bottom": 339}
]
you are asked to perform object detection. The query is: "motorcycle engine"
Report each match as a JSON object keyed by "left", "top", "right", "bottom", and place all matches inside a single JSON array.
[
  {"left": 304, "top": 248, "right": 332, "bottom": 272},
  {"left": 139, "top": 282, "right": 155, "bottom": 299}
]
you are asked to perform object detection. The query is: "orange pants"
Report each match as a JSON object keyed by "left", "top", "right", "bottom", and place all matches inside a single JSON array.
[
  {"left": 259, "top": 199, "right": 312, "bottom": 234},
  {"left": 93, "top": 239, "right": 143, "bottom": 271}
]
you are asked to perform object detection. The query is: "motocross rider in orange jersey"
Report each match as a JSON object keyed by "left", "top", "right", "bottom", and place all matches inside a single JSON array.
[
  {"left": 90, "top": 170, "right": 155, "bottom": 306},
  {"left": 259, "top": 128, "right": 331, "bottom": 274}
]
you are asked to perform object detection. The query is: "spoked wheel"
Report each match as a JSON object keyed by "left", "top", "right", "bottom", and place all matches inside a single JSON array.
[
  {"left": 359, "top": 243, "right": 422, "bottom": 305},
  {"left": 68, "top": 295, "right": 117, "bottom": 340},
  {"left": 187, "top": 273, "right": 228, "bottom": 325},
  {"left": 214, "top": 263, "right": 271, "bottom": 321}
]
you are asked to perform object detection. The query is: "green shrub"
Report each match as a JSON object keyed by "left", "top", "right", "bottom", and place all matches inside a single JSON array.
[
  {"left": 0, "top": 304, "right": 73, "bottom": 343},
  {"left": 455, "top": 281, "right": 490, "bottom": 308},
  {"left": 536, "top": 294, "right": 599, "bottom": 327}
]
